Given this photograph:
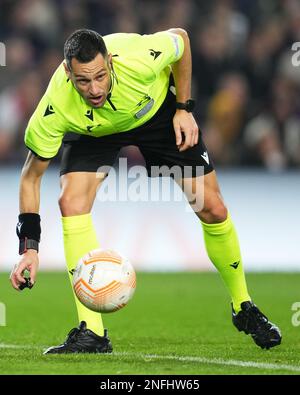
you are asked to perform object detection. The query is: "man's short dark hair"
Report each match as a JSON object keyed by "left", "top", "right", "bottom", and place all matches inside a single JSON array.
[{"left": 64, "top": 29, "right": 108, "bottom": 69}]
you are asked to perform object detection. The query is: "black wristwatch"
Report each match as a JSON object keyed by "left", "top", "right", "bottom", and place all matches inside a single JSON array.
[{"left": 176, "top": 99, "right": 195, "bottom": 113}]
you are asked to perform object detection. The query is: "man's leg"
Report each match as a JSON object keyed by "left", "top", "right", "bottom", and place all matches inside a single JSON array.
[
  {"left": 44, "top": 171, "right": 113, "bottom": 354},
  {"left": 178, "top": 170, "right": 250, "bottom": 311},
  {"left": 58, "top": 171, "right": 105, "bottom": 335},
  {"left": 178, "top": 170, "right": 281, "bottom": 349}
]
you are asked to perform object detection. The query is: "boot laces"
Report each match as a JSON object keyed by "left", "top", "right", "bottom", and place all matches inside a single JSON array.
[{"left": 65, "top": 328, "right": 81, "bottom": 344}]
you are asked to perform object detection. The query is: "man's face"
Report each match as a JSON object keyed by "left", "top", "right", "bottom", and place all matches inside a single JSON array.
[{"left": 64, "top": 53, "right": 112, "bottom": 108}]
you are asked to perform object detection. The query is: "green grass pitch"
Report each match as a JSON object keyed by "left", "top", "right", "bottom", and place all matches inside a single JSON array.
[{"left": 0, "top": 272, "right": 300, "bottom": 375}]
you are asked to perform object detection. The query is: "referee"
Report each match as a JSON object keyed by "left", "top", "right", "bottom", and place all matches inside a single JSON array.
[{"left": 10, "top": 28, "right": 281, "bottom": 353}]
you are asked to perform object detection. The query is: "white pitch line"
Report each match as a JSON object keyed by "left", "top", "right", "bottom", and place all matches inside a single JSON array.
[
  {"left": 1, "top": 344, "right": 299, "bottom": 373},
  {"left": 0, "top": 343, "right": 39, "bottom": 349},
  {"left": 113, "top": 352, "right": 300, "bottom": 373}
]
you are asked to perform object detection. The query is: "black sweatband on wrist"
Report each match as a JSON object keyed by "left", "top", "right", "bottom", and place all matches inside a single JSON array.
[
  {"left": 17, "top": 213, "right": 41, "bottom": 242},
  {"left": 17, "top": 213, "right": 41, "bottom": 254}
]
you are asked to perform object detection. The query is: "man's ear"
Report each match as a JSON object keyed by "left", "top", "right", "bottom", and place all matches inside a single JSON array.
[
  {"left": 63, "top": 62, "right": 71, "bottom": 78},
  {"left": 108, "top": 53, "right": 113, "bottom": 68}
]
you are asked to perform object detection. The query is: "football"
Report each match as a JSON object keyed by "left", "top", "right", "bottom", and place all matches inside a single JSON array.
[{"left": 72, "top": 249, "right": 136, "bottom": 313}]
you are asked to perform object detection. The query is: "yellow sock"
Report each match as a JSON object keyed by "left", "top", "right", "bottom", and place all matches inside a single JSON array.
[
  {"left": 201, "top": 213, "right": 251, "bottom": 312},
  {"left": 62, "top": 213, "right": 104, "bottom": 336}
]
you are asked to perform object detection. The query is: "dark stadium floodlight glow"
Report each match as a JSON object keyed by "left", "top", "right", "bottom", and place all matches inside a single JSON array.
[{"left": 0, "top": 42, "right": 6, "bottom": 66}]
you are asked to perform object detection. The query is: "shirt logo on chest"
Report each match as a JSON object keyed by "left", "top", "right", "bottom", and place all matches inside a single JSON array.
[{"left": 85, "top": 109, "right": 94, "bottom": 121}]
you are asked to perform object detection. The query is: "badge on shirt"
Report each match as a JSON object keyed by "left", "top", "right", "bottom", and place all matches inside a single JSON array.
[{"left": 134, "top": 96, "right": 154, "bottom": 119}]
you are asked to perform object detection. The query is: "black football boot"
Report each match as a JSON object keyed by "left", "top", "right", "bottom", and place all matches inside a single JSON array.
[
  {"left": 43, "top": 321, "right": 113, "bottom": 354},
  {"left": 232, "top": 301, "right": 282, "bottom": 349}
]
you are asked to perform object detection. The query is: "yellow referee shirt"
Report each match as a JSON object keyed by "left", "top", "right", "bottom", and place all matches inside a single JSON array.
[{"left": 24, "top": 31, "right": 184, "bottom": 159}]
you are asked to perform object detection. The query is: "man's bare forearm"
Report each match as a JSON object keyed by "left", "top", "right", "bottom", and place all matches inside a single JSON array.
[
  {"left": 20, "top": 176, "right": 41, "bottom": 213},
  {"left": 19, "top": 152, "right": 50, "bottom": 213},
  {"left": 168, "top": 28, "right": 192, "bottom": 102}
]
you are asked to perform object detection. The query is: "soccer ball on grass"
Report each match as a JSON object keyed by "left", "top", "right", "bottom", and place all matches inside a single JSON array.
[{"left": 72, "top": 249, "right": 136, "bottom": 313}]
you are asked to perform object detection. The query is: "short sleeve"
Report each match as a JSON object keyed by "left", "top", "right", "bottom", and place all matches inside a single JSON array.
[
  {"left": 24, "top": 93, "right": 66, "bottom": 159},
  {"left": 140, "top": 31, "right": 184, "bottom": 76}
]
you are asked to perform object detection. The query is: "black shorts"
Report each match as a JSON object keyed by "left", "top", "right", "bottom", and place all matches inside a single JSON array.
[{"left": 60, "top": 87, "right": 214, "bottom": 178}]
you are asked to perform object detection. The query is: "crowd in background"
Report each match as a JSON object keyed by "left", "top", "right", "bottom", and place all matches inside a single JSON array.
[{"left": 1, "top": 0, "right": 300, "bottom": 171}]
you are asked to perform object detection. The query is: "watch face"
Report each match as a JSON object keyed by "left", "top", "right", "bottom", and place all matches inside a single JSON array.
[{"left": 187, "top": 100, "right": 195, "bottom": 112}]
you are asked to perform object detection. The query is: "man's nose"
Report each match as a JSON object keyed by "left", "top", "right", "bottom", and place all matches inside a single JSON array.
[{"left": 89, "top": 81, "right": 101, "bottom": 96}]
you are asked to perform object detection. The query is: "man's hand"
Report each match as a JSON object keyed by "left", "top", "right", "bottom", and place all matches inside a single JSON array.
[
  {"left": 173, "top": 110, "right": 199, "bottom": 152},
  {"left": 10, "top": 250, "right": 39, "bottom": 291}
]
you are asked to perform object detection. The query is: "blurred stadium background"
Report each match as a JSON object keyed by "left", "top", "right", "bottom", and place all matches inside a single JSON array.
[{"left": 0, "top": 0, "right": 299, "bottom": 271}]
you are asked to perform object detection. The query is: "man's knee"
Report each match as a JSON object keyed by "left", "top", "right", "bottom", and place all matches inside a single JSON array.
[
  {"left": 197, "top": 198, "right": 228, "bottom": 224},
  {"left": 58, "top": 193, "right": 91, "bottom": 217}
]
